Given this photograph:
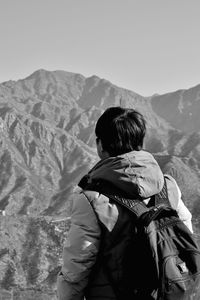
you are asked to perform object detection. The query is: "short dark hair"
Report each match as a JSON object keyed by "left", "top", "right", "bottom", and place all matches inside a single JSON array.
[{"left": 95, "top": 106, "right": 146, "bottom": 156}]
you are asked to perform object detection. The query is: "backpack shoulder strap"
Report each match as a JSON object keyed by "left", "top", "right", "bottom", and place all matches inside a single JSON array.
[
  {"left": 107, "top": 192, "right": 175, "bottom": 227},
  {"left": 103, "top": 175, "right": 171, "bottom": 219},
  {"left": 104, "top": 193, "right": 150, "bottom": 217},
  {"left": 148, "top": 176, "right": 171, "bottom": 207}
]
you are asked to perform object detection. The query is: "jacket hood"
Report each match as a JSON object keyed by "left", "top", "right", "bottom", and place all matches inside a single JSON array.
[{"left": 78, "top": 150, "right": 164, "bottom": 199}]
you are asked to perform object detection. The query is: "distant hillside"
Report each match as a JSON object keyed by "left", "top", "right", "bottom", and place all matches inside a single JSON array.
[
  {"left": 151, "top": 85, "right": 200, "bottom": 133},
  {"left": 0, "top": 69, "right": 199, "bottom": 298}
]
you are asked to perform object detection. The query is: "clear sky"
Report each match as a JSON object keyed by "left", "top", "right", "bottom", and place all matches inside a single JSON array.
[{"left": 0, "top": 0, "right": 200, "bottom": 96}]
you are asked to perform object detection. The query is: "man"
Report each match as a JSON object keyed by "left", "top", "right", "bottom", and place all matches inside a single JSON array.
[{"left": 57, "top": 107, "right": 193, "bottom": 300}]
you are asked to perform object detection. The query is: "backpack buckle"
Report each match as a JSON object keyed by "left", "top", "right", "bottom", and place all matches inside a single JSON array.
[{"left": 177, "top": 262, "right": 188, "bottom": 274}]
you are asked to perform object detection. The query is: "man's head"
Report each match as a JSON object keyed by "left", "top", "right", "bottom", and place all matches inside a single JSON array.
[{"left": 95, "top": 106, "right": 146, "bottom": 158}]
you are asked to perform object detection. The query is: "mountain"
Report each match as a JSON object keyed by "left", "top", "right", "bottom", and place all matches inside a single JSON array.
[
  {"left": 151, "top": 85, "right": 200, "bottom": 133},
  {"left": 0, "top": 69, "right": 200, "bottom": 298}
]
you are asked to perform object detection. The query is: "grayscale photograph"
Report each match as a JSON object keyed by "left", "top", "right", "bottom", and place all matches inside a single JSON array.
[{"left": 0, "top": 1, "right": 200, "bottom": 299}]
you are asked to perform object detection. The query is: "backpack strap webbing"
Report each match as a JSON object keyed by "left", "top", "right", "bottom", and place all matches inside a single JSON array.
[
  {"left": 148, "top": 176, "right": 170, "bottom": 207},
  {"left": 104, "top": 193, "right": 150, "bottom": 218},
  {"left": 103, "top": 176, "right": 170, "bottom": 219}
]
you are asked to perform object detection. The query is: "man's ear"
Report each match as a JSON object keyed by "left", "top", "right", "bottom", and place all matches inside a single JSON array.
[
  {"left": 97, "top": 139, "right": 110, "bottom": 159},
  {"left": 98, "top": 139, "right": 104, "bottom": 152},
  {"left": 96, "top": 138, "right": 103, "bottom": 157}
]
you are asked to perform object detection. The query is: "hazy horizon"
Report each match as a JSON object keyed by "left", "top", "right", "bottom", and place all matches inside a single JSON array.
[{"left": 0, "top": 0, "right": 200, "bottom": 96}]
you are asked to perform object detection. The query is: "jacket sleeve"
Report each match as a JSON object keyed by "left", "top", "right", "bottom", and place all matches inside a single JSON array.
[
  {"left": 165, "top": 174, "right": 193, "bottom": 233},
  {"left": 57, "top": 191, "right": 101, "bottom": 300}
]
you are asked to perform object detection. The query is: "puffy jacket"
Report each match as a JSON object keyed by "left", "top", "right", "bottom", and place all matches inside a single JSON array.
[{"left": 57, "top": 150, "right": 193, "bottom": 300}]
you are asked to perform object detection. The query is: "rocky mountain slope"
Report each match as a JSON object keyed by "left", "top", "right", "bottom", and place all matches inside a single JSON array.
[
  {"left": 0, "top": 69, "right": 199, "bottom": 299},
  {"left": 151, "top": 85, "right": 200, "bottom": 133}
]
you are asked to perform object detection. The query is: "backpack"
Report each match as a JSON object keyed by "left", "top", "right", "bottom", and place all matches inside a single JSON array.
[{"left": 101, "top": 176, "right": 200, "bottom": 300}]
